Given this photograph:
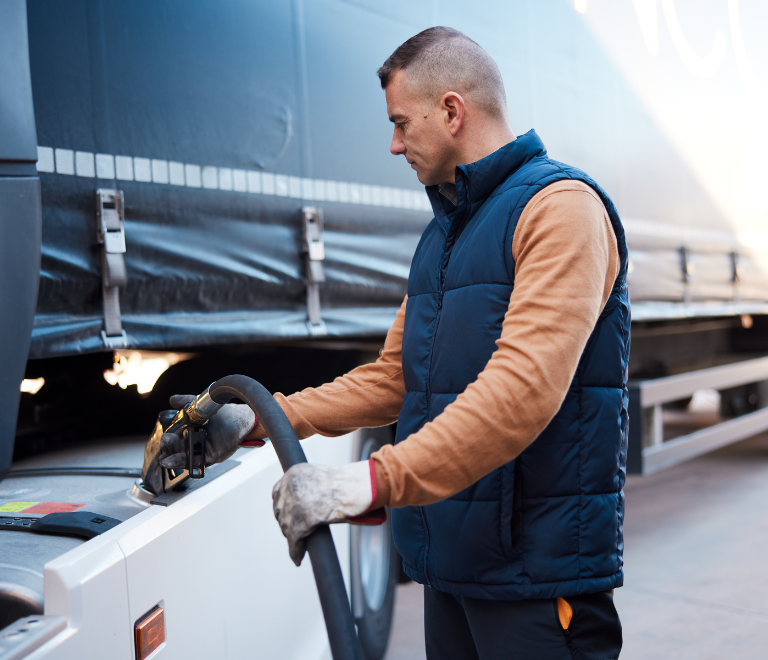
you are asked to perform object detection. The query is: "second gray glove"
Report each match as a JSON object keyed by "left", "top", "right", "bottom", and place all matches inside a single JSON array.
[{"left": 158, "top": 394, "right": 259, "bottom": 469}]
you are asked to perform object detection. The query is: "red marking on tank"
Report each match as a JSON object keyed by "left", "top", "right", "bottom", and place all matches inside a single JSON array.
[{"left": 22, "top": 502, "right": 85, "bottom": 514}]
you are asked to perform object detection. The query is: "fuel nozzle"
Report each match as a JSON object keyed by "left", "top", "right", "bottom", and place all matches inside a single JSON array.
[
  {"left": 163, "top": 385, "right": 224, "bottom": 434},
  {"left": 161, "top": 384, "right": 224, "bottom": 484}
]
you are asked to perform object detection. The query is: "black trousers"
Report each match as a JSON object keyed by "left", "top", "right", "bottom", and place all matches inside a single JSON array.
[{"left": 424, "top": 587, "right": 622, "bottom": 660}]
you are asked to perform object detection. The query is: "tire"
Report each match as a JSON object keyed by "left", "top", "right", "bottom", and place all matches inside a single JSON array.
[
  {"left": 351, "top": 427, "right": 399, "bottom": 660},
  {"left": 719, "top": 383, "right": 761, "bottom": 417}
]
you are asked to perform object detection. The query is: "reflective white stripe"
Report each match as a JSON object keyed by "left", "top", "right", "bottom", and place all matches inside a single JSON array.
[
  {"left": 151, "top": 159, "right": 169, "bottom": 184},
  {"left": 623, "top": 217, "right": 768, "bottom": 251},
  {"left": 185, "top": 164, "right": 201, "bottom": 188},
  {"left": 54, "top": 148, "right": 74, "bottom": 175},
  {"left": 134, "top": 157, "right": 152, "bottom": 182},
  {"left": 219, "top": 167, "right": 234, "bottom": 191},
  {"left": 233, "top": 169, "right": 247, "bottom": 192},
  {"left": 275, "top": 174, "right": 289, "bottom": 197},
  {"left": 314, "top": 179, "right": 327, "bottom": 202},
  {"left": 301, "top": 178, "right": 313, "bottom": 200},
  {"left": 338, "top": 181, "right": 350, "bottom": 203},
  {"left": 115, "top": 155, "right": 134, "bottom": 181},
  {"left": 96, "top": 153, "right": 115, "bottom": 179},
  {"left": 35, "top": 145, "right": 432, "bottom": 211},
  {"left": 623, "top": 217, "right": 737, "bottom": 245},
  {"left": 247, "top": 170, "right": 261, "bottom": 194},
  {"left": 75, "top": 151, "right": 95, "bottom": 177},
  {"left": 327, "top": 180, "right": 339, "bottom": 203},
  {"left": 169, "top": 161, "right": 185, "bottom": 186},
  {"left": 37, "top": 146, "right": 54, "bottom": 173},
  {"left": 262, "top": 172, "right": 276, "bottom": 195},
  {"left": 202, "top": 166, "right": 218, "bottom": 189},
  {"left": 288, "top": 176, "right": 302, "bottom": 199}
]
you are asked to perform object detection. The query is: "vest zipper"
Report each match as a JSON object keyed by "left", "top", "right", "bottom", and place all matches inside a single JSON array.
[
  {"left": 424, "top": 287, "right": 444, "bottom": 421},
  {"left": 422, "top": 244, "right": 449, "bottom": 587},
  {"left": 421, "top": 202, "right": 466, "bottom": 588},
  {"left": 421, "top": 285, "right": 442, "bottom": 587},
  {"left": 419, "top": 506, "right": 432, "bottom": 586},
  {"left": 422, "top": 287, "right": 442, "bottom": 588}
]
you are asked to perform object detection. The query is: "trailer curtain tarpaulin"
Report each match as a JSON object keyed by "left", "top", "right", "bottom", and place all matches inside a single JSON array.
[
  {"left": 31, "top": 173, "right": 426, "bottom": 356},
  {"left": 24, "top": 0, "right": 768, "bottom": 358},
  {"left": 26, "top": 0, "right": 431, "bottom": 357}
]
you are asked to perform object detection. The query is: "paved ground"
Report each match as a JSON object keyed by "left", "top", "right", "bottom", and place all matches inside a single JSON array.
[{"left": 384, "top": 432, "right": 768, "bottom": 659}]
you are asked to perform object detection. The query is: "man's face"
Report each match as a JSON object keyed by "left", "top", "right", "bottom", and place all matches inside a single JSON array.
[{"left": 385, "top": 70, "right": 456, "bottom": 186}]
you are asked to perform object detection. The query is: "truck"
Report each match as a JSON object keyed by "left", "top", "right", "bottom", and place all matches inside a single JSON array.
[{"left": 2, "top": 0, "right": 768, "bottom": 658}]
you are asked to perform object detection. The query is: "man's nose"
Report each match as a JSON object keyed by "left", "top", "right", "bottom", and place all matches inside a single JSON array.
[{"left": 390, "top": 132, "right": 405, "bottom": 156}]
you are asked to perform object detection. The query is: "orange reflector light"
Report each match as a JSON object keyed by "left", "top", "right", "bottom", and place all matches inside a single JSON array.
[{"left": 135, "top": 606, "right": 165, "bottom": 660}]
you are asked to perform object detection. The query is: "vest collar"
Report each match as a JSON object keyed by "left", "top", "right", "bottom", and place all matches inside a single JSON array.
[{"left": 426, "top": 129, "right": 546, "bottom": 234}]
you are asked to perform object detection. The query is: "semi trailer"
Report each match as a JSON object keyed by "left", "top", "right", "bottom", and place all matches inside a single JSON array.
[{"left": 2, "top": 0, "right": 768, "bottom": 658}]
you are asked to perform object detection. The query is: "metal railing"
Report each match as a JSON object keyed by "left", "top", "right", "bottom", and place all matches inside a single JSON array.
[{"left": 628, "top": 356, "right": 768, "bottom": 474}]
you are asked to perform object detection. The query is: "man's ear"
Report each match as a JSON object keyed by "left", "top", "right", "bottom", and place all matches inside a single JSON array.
[{"left": 442, "top": 91, "right": 465, "bottom": 137}]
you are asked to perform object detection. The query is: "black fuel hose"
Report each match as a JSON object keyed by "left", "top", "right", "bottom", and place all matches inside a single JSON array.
[{"left": 208, "top": 375, "right": 363, "bottom": 660}]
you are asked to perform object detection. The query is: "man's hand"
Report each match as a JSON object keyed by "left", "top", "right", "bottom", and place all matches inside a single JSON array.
[
  {"left": 159, "top": 394, "right": 260, "bottom": 469},
  {"left": 272, "top": 461, "right": 381, "bottom": 566}
]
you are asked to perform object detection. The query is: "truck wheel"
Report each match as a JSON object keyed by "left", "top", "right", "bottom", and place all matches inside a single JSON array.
[
  {"left": 351, "top": 428, "right": 399, "bottom": 660},
  {"left": 719, "top": 383, "right": 761, "bottom": 417}
]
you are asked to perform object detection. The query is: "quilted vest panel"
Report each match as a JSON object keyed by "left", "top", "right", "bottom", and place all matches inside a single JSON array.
[{"left": 393, "top": 130, "right": 630, "bottom": 600}]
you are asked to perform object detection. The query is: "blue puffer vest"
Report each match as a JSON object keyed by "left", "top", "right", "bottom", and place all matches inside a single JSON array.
[{"left": 393, "top": 130, "right": 630, "bottom": 600}]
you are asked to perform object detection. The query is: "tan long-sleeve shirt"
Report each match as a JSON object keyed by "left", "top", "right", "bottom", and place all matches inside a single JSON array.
[{"left": 247, "top": 180, "right": 619, "bottom": 509}]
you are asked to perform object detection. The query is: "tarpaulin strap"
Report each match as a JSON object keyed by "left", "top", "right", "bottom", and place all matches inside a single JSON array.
[
  {"left": 102, "top": 285, "right": 123, "bottom": 337},
  {"left": 301, "top": 206, "right": 327, "bottom": 336},
  {"left": 96, "top": 189, "right": 128, "bottom": 348}
]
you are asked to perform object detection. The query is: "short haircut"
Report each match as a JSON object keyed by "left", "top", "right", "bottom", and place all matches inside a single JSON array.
[{"left": 377, "top": 27, "right": 508, "bottom": 120}]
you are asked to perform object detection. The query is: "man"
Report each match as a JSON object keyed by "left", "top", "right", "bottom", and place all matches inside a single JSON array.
[{"left": 161, "top": 26, "right": 628, "bottom": 660}]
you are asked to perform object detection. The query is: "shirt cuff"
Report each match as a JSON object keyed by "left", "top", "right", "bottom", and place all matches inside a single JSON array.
[{"left": 370, "top": 456, "right": 391, "bottom": 509}]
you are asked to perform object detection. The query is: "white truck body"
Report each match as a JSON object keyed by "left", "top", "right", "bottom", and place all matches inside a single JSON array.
[{"left": 1, "top": 434, "right": 355, "bottom": 660}]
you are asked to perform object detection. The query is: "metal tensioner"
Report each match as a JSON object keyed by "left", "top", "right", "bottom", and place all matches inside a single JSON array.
[
  {"left": 95, "top": 188, "right": 129, "bottom": 348},
  {"left": 301, "top": 206, "right": 327, "bottom": 336}
]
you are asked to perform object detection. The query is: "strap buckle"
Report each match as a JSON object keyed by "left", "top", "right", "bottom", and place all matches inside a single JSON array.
[
  {"left": 96, "top": 189, "right": 129, "bottom": 347},
  {"left": 301, "top": 206, "right": 326, "bottom": 332}
]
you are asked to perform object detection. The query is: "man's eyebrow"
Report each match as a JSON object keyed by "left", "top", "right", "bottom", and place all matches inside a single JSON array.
[{"left": 389, "top": 113, "right": 408, "bottom": 123}]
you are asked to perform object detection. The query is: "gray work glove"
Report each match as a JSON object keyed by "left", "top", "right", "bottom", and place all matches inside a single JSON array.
[
  {"left": 158, "top": 394, "right": 260, "bottom": 469},
  {"left": 272, "top": 461, "right": 383, "bottom": 566}
]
